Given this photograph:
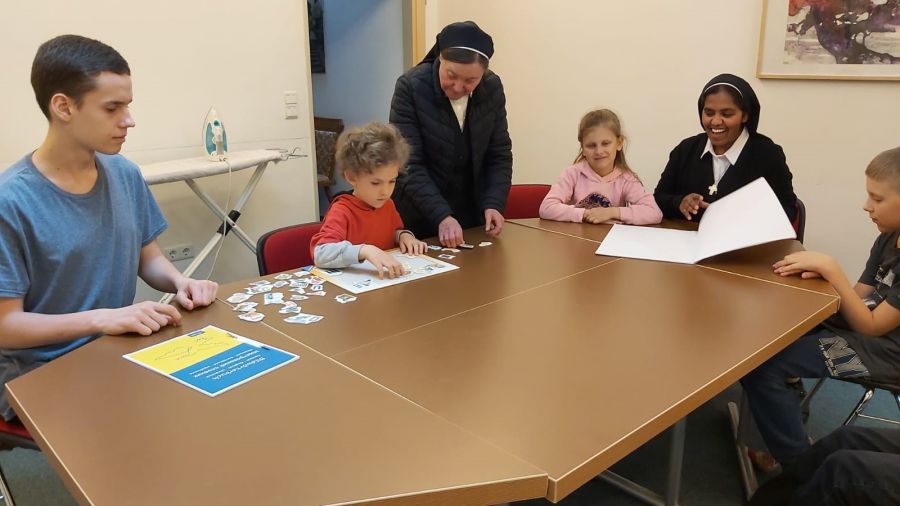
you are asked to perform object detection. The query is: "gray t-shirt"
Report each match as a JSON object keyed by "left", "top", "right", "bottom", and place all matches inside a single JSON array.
[
  {"left": 823, "top": 231, "right": 900, "bottom": 382},
  {"left": 0, "top": 153, "right": 167, "bottom": 420}
]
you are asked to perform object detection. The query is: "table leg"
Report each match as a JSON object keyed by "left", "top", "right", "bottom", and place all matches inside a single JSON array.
[
  {"left": 727, "top": 394, "right": 759, "bottom": 501},
  {"left": 595, "top": 418, "right": 685, "bottom": 506},
  {"left": 665, "top": 418, "right": 686, "bottom": 506}
]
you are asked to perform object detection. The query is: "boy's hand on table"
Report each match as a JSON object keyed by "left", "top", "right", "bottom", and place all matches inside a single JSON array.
[
  {"left": 399, "top": 233, "right": 427, "bottom": 255},
  {"left": 174, "top": 278, "right": 219, "bottom": 310},
  {"left": 93, "top": 302, "right": 182, "bottom": 336},
  {"left": 360, "top": 245, "right": 405, "bottom": 279},
  {"left": 773, "top": 251, "right": 834, "bottom": 280}
]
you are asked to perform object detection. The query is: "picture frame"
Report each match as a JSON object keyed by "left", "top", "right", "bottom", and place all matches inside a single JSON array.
[
  {"left": 757, "top": 0, "right": 900, "bottom": 81},
  {"left": 308, "top": 0, "right": 326, "bottom": 73}
]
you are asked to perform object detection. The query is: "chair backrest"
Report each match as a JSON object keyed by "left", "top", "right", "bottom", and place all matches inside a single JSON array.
[
  {"left": 793, "top": 198, "right": 806, "bottom": 243},
  {"left": 0, "top": 417, "right": 35, "bottom": 449},
  {"left": 313, "top": 117, "right": 344, "bottom": 184},
  {"left": 504, "top": 184, "right": 551, "bottom": 219},
  {"left": 256, "top": 222, "right": 323, "bottom": 275}
]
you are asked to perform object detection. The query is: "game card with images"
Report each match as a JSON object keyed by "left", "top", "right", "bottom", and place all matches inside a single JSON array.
[{"left": 312, "top": 249, "right": 459, "bottom": 294}]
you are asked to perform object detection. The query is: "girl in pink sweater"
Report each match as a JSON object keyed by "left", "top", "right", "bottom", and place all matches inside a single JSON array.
[{"left": 539, "top": 109, "right": 662, "bottom": 225}]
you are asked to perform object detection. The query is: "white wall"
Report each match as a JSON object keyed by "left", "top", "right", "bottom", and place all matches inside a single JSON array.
[
  {"left": 0, "top": 0, "right": 317, "bottom": 301},
  {"left": 311, "top": 0, "right": 406, "bottom": 209},
  {"left": 430, "top": 1, "right": 900, "bottom": 278}
]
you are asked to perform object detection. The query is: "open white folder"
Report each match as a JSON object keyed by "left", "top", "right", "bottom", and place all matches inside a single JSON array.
[{"left": 595, "top": 178, "right": 796, "bottom": 264}]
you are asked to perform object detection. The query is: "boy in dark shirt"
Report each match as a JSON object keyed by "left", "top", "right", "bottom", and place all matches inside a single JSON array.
[{"left": 742, "top": 146, "right": 900, "bottom": 477}]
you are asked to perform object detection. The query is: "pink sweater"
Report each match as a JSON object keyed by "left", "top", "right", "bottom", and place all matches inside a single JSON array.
[{"left": 539, "top": 161, "right": 662, "bottom": 225}]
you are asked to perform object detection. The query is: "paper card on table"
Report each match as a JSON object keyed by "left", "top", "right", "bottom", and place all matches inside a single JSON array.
[
  {"left": 233, "top": 302, "right": 257, "bottom": 312},
  {"left": 226, "top": 292, "right": 250, "bottom": 304},
  {"left": 312, "top": 249, "right": 459, "bottom": 294},
  {"left": 123, "top": 325, "right": 298, "bottom": 397},
  {"left": 284, "top": 313, "right": 324, "bottom": 324},
  {"left": 238, "top": 311, "right": 265, "bottom": 322},
  {"left": 595, "top": 178, "right": 796, "bottom": 264}
]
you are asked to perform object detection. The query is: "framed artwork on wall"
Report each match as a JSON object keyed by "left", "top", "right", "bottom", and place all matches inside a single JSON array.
[
  {"left": 308, "top": 0, "right": 326, "bottom": 73},
  {"left": 758, "top": 0, "right": 900, "bottom": 80}
]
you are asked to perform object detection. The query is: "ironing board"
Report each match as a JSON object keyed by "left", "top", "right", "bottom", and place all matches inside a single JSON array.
[{"left": 141, "top": 149, "right": 285, "bottom": 283}]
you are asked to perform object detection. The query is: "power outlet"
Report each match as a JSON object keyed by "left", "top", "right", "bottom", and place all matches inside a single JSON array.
[{"left": 164, "top": 244, "right": 195, "bottom": 262}]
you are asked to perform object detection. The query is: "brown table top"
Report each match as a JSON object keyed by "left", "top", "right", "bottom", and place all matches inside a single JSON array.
[
  {"left": 510, "top": 218, "right": 836, "bottom": 296},
  {"left": 10, "top": 221, "right": 842, "bottom": 505},
  {"left": 219, "top": 224, "right": 615, "bottom": 357},
  {"left": 335, "top": 258, "right": 839, "bottom": 501},
  {"left": 7, "top": 301, "right": 547, "bottom": 506}
]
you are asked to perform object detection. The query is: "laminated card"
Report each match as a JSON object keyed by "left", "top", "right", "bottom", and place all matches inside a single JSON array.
[{"left": 124, "top": 325, "right": 298, "bottom": 396}]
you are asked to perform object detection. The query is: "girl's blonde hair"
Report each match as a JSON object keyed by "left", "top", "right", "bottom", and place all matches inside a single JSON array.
[
  {"left": 335, "top": 122, "right": 410, "bottom": 175},
  {"left": 573, "top": 109, "right": 637, "bottom": 181}
]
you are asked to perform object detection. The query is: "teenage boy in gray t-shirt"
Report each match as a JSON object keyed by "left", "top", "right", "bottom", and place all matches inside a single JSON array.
[{"left": 0, "top": 35, "right": 218, "bottom": 421}]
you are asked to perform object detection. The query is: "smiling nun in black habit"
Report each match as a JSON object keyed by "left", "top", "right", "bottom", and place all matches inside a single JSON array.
[{"left": 654, "top": 73, "right": 798, "bottom": 223}]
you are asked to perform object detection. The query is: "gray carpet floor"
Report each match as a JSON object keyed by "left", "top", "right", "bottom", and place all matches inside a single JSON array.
[{"left": 1, "top": 378, "right": 896, "bottom": 505}]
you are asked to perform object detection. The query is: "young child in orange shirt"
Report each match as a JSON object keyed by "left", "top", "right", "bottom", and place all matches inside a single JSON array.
[{"left": 310, "top": 122, "right": 427, "bottom": 278}]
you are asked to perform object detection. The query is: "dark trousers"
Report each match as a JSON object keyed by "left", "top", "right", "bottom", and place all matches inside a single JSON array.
[
  {"left": 741, "top": 330, "right": 831, "bottom": 461},
  {"left": 750, "top": 425, "right": 900, "bottom": 506}
]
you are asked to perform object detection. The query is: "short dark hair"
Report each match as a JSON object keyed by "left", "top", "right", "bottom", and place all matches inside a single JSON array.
[
  {"left": 31, "top": 34, "right": 130, "bottom": 119},
  {"left": 440, "top": 47, "right": 489, "bottom": 69},
  {"left": 866, "top": 146, "right": 900, "bottom": 191}
]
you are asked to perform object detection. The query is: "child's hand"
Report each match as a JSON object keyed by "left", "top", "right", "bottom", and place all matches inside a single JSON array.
[
  {"left": 679, "top": 193, "right": 709, "bottom": 220},
  {"left": 398, "top": 232, "right": 427, "bottom": 255},
  {"left": 582, "top": 207, "right": 619, "bottom": 224},
  {"left": 359, "top": 245, "right": 406, "bottom": 279},
  {"left": 773, "top": 251, "right": 836, "bottom": 280}
]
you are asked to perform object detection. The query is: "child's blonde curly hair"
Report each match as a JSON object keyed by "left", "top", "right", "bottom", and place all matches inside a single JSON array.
[{"left": 335, "top": 122, "right": 410, "bottom": 175}]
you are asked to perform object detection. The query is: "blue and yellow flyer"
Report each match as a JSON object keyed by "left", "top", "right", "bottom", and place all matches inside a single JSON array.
[{"left": 124, "top": 325, "right": 298, "bottom": 396}]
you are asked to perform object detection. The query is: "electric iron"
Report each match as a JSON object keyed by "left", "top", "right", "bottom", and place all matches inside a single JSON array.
[{"left": 203, "top": 108, "right": 228, "bottom": 161}]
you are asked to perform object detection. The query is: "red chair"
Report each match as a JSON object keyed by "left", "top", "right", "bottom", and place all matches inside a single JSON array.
[
  {"left": 256, "top": 222, "right": 323, "bottom": 275},
  {"left": 504, "top": 184, "right": 551, "bottom": 219},
  {"left": 0, "top": 418, "right": 37, "bottom": 506}
]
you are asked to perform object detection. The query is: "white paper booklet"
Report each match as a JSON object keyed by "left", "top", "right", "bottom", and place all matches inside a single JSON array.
[{"left": 595, "top": 178, "right": 796, "bottom": 264}]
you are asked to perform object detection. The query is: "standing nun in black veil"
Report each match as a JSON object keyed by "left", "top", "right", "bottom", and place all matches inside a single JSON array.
[
  {"left": 389, "top": 21, "right": 512, "bottom": 247},
  {"left": 654, "top": 73, "right": 798, "bottom": 223}
]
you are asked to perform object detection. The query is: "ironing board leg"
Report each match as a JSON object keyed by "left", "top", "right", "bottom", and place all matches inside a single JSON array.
[
  {"left": 158, "top": 162, "right": 270, "bottom": 304},
  {"left": 184, "top": 180, "right": 257, "bottom": 250}
]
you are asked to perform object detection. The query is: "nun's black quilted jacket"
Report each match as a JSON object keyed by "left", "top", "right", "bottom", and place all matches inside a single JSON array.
[{"left": 389, "top": 59, "right": 512, "bottom": 236}]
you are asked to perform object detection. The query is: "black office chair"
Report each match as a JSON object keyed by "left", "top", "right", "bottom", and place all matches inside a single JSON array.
[{"left": 801, "top": 376, "right": 900, "bottom": 426}]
